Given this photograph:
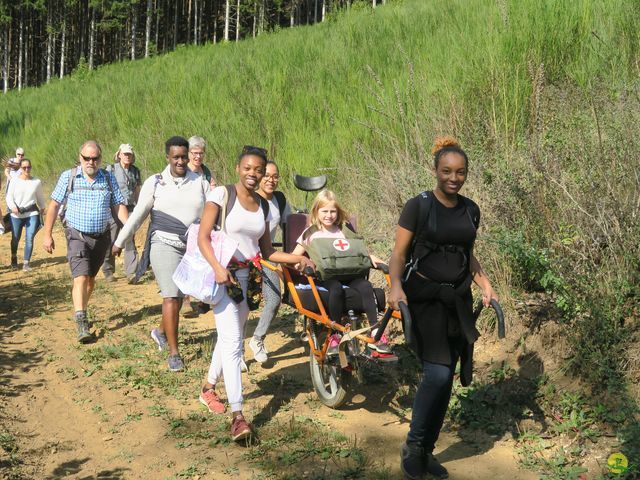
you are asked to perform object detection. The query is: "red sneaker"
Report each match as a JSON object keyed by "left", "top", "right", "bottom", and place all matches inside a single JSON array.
[
  {"left": 199, "top": 387, "right": 226, "bottom": 414},
  {"left": 231, "top": 414, "right": 253, "bottom": 442}
]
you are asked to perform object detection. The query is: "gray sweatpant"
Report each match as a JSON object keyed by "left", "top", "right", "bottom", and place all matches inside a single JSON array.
[{"left": 252, "top": 262, "right": 282, "bottom": 339}]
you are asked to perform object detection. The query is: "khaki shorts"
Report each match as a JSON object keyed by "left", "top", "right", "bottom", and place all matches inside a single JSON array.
[{"left": 65, "top": 227, "right": 111, "bottom": 278}]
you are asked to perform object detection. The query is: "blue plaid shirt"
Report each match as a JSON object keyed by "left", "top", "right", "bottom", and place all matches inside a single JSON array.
[{"left": 51, "top": 168, "right": 125, "bottom": 234}]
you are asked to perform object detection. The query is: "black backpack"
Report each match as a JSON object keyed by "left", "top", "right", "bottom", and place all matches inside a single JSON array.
[{"left": 404, "top": 191, "right": 480, "bottom": 281}]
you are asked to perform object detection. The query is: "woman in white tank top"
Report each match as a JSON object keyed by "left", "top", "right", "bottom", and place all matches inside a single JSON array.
[{"left": 196, "top": 146, "right": 314, "bottom": 442}]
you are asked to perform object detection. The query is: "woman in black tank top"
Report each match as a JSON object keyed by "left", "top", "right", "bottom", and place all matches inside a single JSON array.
[{"left": 388, "top": 136, "right": 498, "bottom": 480}]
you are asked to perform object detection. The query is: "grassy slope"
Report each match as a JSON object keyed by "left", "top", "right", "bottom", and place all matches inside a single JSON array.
[{"left": 1, "top": 0, "right": 636, "bottom": 186}]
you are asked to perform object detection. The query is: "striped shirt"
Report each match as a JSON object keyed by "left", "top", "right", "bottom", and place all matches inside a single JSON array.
[{"left": 51, "top": 168, "right": 125, "bottom": 234}]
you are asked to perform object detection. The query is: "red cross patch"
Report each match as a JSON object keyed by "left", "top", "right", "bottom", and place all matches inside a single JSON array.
[{"left": 333, "top": 239, "right": 350, "bottom": 251}]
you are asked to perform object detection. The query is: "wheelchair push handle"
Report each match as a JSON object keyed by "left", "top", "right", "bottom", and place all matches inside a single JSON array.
[
  {"left": 398, "top": 301, "right": 414, "bottom": 348},
  {"left": 473, "top": 298, "right": 506, "bottom": 339},
  {"left": 373, "top": 307, "right": 394, "bottom": 342},
  {"left": 375, "top": 301, "right": 413, "bottom": 348},
  {"left": 374, "top": 262, "right": 389, "bottom": 274},
  {"left": 303, "top": 266, "right": 316, "bottom": 276}
]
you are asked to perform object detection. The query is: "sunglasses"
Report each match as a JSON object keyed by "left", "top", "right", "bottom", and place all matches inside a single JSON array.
[
  {"left": 81, "top": 154, "right": 101, "bottom": 162},
  {"left": 22, "top": 166, "right": 32, "bottom": 170}
]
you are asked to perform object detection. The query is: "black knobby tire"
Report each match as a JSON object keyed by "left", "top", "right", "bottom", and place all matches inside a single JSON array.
[{"left": 307, "top": 318, "right": 349, "bottom": 408}]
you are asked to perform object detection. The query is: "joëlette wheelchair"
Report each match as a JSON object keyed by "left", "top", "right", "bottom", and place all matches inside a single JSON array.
[
  {"left": 262, "top": 174, "right": 506, "bottom": 409},
  {"left": 260, "top": 174, "right": 404, "bottom": 408}
]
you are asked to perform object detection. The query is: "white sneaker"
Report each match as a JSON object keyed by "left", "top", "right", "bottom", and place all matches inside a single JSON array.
[
  {"left": 0, "top": 225, "right": 4, "bottom": 235},
  {"left": 240, "top": 358, "right": 248, "bottom": 372},
  {"left": 249, "top": 337, "right": 269, "bottom": 363}
]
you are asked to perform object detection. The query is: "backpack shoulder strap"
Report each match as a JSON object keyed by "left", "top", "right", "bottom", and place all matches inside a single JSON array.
[
  {"left": 342, "top": 223, "right": 361, "bottom": 239},
  {"left": 459, "top": 195, "right": 480, "bottom": 230},
  {"left": 66, "top": 167, "right": 78, "bottom": 195},
  {"left": 102, "top": 168, "right": 113, "bottom": 193},
  {"left": 411, "top": 191, "right": 435, "bottom": 251},
  {"left": 258, "top": 194, "right": 269, "bottom": 221},
  {"left": 225, "top": 184, "right": 237, "bottom": 214},
  {"left": 302, "top": 225, "right": 319, "bottom": 241},
  {"left": 273, "top": 191, "right": 287, "bottom": 220},
  {"left": 214, "top": 185, "right": 234, "bottom": 230}
]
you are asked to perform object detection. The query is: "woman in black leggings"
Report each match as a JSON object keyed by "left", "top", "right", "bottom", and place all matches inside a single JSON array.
[{"left": 389, "top": 136, "right": 498, "bottom": 480}]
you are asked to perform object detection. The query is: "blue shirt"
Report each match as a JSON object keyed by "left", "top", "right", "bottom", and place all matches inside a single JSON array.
[{"left": 51, "top": 168, "right": 125, "bottom": 234}]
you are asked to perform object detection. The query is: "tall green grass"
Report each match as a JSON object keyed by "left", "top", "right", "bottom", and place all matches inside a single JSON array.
[{"left": 1, "top": 0, "right": 637, "bottom": 192}]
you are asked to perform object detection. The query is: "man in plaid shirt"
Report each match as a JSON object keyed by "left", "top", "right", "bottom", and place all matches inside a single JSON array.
[{"left": 42, "top": 140, "right": 129, "bottom": 343}]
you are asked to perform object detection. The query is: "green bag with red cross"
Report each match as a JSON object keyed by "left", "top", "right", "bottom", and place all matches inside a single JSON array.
[{"left": 303, "top": 225, "right": 372, "bottom": 281}]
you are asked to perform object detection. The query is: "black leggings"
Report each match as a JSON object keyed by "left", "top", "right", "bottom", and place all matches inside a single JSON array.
[{"left": 321, "top": 277, "right": 378, "bottom": 325}]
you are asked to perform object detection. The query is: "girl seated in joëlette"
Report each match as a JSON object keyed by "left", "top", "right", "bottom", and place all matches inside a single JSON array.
[{"left": 291, "top": 189, "right": 392, "bottom": 356}]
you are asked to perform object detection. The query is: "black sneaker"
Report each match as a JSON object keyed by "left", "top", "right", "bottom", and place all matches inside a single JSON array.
[
  {"left": 11, "top": 256, "right": 18, "bottom": 270},
  {"left": 400, "top": 442, "right": 425, "bottom": 480},
  {"left": 425, "top": 453, "right": 448, "bottom": 479}
]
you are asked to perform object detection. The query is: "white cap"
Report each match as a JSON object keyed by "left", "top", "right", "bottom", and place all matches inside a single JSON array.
[
  {"left": 15, "top": 147, "right": 24, "bottom": 155},
  {"left": 118, "top": 144, "right": 134, "bottom": 154}
]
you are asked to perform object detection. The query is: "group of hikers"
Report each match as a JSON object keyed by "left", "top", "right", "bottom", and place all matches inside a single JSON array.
[{"left": 2, "top": 135, "right": 498, "bottom": 479}]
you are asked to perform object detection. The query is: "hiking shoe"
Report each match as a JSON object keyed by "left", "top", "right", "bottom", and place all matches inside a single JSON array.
[
  {"left": 249, "top": 337, "right": 268, "bottom": 363},
  {"left": 401, "top": 442, "right": 425, "bottom": 480},
  {"left": 231, "top": 414, "right": 253, "bottom": 442},
  {"left": 327, "top": 333, "right": 341, "bottom": 356},
  {"left": 167, "top": 354, "right": 184, "bottom": 372},
  {"left": 75, "top": 317, "right": 92, "bottom": 344},
  {"left": 127, "top": 274, "right": 138, "bottom": 285},
  {"left": 11, "top": 256, "right": 18, "bottom": 270},
  {"left": 369, "top": 330, "right": 393, "bottom": 354},
  {"left": 103, "top": 274, "right": 115, "bottom": 283},
  {"left": 150, "top": 328, "right": 168, "bottom": 351},
  {"left": 199, "top": 387, "right": 226, "bottom": 414},
  {"left": 425, "top": 453, "right": 448, "bottom": 479}
]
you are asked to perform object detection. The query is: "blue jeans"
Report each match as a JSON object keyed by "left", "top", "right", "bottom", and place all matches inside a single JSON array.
[
  {"left": 10, "top": 215, "right": 40, "bottom": 262},
  {"left": 406, "top": 356, "right": 458, "bottom": 453}
]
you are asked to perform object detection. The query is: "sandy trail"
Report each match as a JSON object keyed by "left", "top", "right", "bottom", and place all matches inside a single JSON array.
[{"left": 0, "top": 227, "right": 537, "bottom": 479}]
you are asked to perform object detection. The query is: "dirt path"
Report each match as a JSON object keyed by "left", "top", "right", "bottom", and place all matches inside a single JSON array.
[{"left": 0, "top": 227, "right": 538, "bottom": 479}]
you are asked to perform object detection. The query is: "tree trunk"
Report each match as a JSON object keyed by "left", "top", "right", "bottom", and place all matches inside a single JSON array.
[
  {"left": 60, "top": 20, "right": 66, "bottom": 78},
  {"left": 24, "top": 15, "right": 28, "bottom": 87},
  {"left": 194, "top": 0, "right": 198, "bottom": 44},
  {"left": 224, "top": 0, "right": 230, "bottom": 41},
  {"left": 321, "top": 0, "right": 326, "bottom": 22},
  {"left": 18, "top": 11, "right": 23, "bottom": 91},
  {"left": 155, "top": 0, "right": 161, "bottom": 52},
  {"left": 290, "top": 1, "right": 295, "bottom": 27},
  {"left": 2, "top": 26, "right": 8, "bottom": 93},
  {"left": 260, "top": 0, "right": 265, "bottom": 34},
  {"left": 314, "top": 0, "right": 318, "bottom": 22},
  {"left": 235, "top": 0, "right": 240, "bottom": 41},
  {"left": 131, "top": 5, "right": 137, "bottom": 60},
  {"left": 145, "top": 0, "right": 152, "bottom": 56},
  {"left": 173, "top": 0, "right": 178, "bottom": 49},
  {"left": 89, "top": 7, "right": 96, "bottom": 69},
  {"left": 252, "top": 0, "right": 256, "bottom": 37}
]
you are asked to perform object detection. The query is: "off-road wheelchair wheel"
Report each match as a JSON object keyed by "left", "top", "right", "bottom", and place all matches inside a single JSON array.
[{"left": 307, "top": 319, "right": 349, "bottom": 409}]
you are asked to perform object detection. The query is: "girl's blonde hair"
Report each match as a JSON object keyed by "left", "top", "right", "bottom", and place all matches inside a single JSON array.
[{"left": 309, "top": 189, "right": 348, "bottom": 230}]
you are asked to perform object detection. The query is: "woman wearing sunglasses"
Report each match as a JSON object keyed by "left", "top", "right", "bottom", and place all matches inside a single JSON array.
[
  {"left": 197, "top": 146, "right": 313, "bottom": 442},
  {"left": 5, "top": 158, "right": 46, "bottom": 271}
]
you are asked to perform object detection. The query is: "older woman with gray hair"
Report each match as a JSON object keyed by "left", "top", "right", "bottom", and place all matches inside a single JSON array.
[{"left": 188, "top": 136, "right": 216, "bottom": 187}]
